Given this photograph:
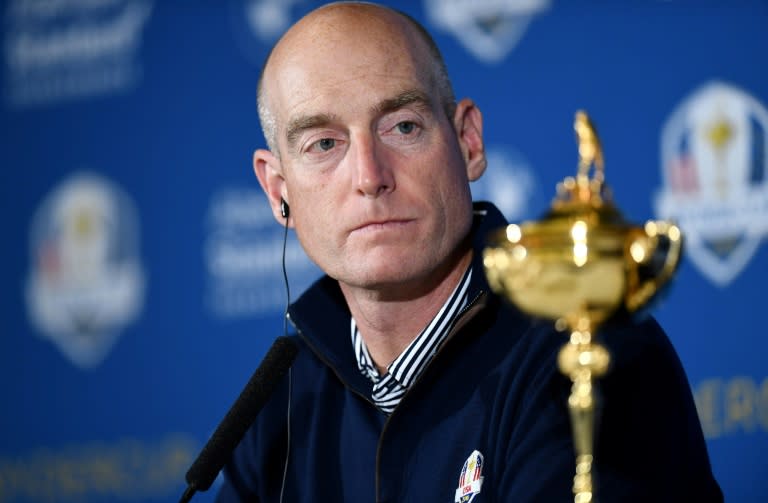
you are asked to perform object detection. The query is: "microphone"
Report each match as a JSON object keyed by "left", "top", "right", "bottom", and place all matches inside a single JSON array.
[{"left": 179, "top": 336, "right": 300, "bottom": 503}]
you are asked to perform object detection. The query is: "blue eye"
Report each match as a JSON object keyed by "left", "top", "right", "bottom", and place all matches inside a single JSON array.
[
  {"left": 397, "top": 122, "right": 416, "bottom": 134},
  {"left": 318, "top": 138, "right": 335, "bottom": 151}
]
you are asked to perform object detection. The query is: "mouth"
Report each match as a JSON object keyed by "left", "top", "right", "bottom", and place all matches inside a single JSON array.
[{"left": 351, "top": 219, "right": 414, "bottom": 234}]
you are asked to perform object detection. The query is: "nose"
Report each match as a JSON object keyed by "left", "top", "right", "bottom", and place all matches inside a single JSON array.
[{"left": 351, "top": 133, "right": 395, "bottom": 197}]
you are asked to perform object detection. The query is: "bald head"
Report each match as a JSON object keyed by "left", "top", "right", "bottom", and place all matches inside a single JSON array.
[{"left": 256, "top": 2, "right": 455, "bottom": 155}]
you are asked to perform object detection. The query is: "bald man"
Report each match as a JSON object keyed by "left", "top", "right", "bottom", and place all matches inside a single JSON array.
[{"left": 216, "top": 3, "right": 721, "bottom": 502}]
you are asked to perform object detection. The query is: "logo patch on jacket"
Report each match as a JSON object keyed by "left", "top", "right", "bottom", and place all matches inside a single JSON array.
[{"left": 455, "top": 450, "right": 484, "bottom": 502}]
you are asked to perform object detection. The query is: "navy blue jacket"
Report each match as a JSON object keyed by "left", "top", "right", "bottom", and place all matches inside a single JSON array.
[{"left": 217, "top": 203, "right": 722, "bottom": 502}]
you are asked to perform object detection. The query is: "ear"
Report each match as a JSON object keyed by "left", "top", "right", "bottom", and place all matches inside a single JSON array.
[
  {"left": 453, "top": 98, "right": 487, "bottom": 182},
  {"left": 253, "top": 148, "right": 293, "bottom": 227}
]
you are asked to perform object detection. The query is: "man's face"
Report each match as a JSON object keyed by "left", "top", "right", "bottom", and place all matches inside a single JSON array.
[{"left": 261, "top": 11, "right": 483, "bottom": 295}]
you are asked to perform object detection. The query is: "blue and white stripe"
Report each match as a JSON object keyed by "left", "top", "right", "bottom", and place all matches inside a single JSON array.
[{"left": 351, "top": 266, "right": 473, "bottom": 415}]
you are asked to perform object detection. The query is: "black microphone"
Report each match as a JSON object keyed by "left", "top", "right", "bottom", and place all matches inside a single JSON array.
[{"left": 179, "top": 336, "right": 300, "bottom": 503}]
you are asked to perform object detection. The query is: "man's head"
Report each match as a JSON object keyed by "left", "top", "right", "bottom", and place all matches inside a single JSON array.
[
  {"left": 257, "top": 5, "right": 455, "bottom": 155},
  {"left": 253, "top": 1, "right": 486, "bottom": 297}
]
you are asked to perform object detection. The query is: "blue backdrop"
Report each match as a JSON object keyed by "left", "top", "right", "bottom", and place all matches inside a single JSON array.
[{"left": 1, "top": 1, "right": 766, "bottom": 501}]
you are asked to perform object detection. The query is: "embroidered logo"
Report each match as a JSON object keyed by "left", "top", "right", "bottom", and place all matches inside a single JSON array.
[{"left": 455, "top": 450, "right": 484, "bottom": 502}]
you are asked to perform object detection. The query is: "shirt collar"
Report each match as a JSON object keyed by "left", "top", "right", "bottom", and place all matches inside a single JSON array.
[{"left": 351, "top": 265, "right": 473, "bottom": 413}]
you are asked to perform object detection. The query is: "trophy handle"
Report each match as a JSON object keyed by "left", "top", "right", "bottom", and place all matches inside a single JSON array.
[{"left": 626, "top": 220, "right": 683, "bottom": 312}]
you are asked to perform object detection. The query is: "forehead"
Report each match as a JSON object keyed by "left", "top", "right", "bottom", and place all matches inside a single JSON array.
[{"left": 264, "top": 8, "right": 435, "bottom": 124}]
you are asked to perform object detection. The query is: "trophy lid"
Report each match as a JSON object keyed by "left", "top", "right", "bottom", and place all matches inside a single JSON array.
[{"left": 517, "top": 110, "right": 631, "bottom": 236}]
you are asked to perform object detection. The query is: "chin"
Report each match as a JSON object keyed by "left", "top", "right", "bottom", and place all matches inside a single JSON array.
[{"left": 340, "top": 259, "right": 441, "bottom": 294}]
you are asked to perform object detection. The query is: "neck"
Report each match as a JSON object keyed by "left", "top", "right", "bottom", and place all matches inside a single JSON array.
[{"left": 340, "top": 248, "right": 473, "bottom": 374}]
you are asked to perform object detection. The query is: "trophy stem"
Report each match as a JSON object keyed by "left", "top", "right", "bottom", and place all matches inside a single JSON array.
[{"left": 557, "top": 328, "right": 610, "bottom": 503}]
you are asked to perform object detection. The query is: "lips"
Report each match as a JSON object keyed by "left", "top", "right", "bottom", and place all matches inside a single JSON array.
[{"left": 351, "top": 219, "right": 414, "bottom": 233}]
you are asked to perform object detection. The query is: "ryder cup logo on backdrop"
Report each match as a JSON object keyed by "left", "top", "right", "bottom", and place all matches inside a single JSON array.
[
  {"left": 655, "top": 82, "right": 768, "bottom": 286},
  {"left": 204, "top": 187, "right": 319, "bottom": 319},
  {"left": 229, "top": 0, "right": 306, "bottom": 65},
  {"left": 26, "top": 173, "right": 145, "bottom": 369},
  {"left": 424, "top": 0, "right": 550, "bottom": 63},
  {"left": 4, "top": 0, "right": 153, "bottom": 106},
  {"left": 471, "top": 146, "right": 540, "bottom": 221}
]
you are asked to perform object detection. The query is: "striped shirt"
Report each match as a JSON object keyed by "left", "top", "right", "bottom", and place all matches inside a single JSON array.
[{"left": 351, "top": 266, "right": 473, "bottom": 415}]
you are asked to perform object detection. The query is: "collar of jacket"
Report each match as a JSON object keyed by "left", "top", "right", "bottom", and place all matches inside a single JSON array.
[{"left": 287, "top": 201, "right": 509, "bottom": 396}]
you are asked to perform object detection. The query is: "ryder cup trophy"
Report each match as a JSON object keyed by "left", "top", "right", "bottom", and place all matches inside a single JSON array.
[{"left": 483, "top": 111, "right": 683, "bottom": 503}]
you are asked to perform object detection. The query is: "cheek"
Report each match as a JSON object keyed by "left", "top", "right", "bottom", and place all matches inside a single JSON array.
[
  {"left": 292, "top": 215, "right": 330, "bottom": 272},
  {"left": 427, "top": 156, "right": 473, "bottom": 208},
  {"left": 290, "top": 193, "right": 342, "bottom": 261},
  {"left": 433, "top": 162, "right": 474, "bottom": 234}
]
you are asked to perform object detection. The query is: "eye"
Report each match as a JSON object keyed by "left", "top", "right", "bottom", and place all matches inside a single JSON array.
[
  {"left": 396, "top": 121, "right": 416, "bottom": 134},
  {"left": 378, "top": 114, "right": 425, "bottom": 147},
  {"left": 315, "top": 138, "right": 335, "bottom": 151}
]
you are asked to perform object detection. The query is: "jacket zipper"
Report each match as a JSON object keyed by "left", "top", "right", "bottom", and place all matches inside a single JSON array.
[{"left": 373, "top": 289, "right": 487, "bottom": 502}]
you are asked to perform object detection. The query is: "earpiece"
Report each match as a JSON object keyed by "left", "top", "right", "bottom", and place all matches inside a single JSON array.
[{"left": 280, "top": 198, "right": 290, "bottom": 219}]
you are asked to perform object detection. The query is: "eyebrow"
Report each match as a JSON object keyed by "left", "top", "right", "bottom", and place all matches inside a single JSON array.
[
  {"left": 371, "top": 89, "right": 433, "bottom": 116},
  {"left": 285, "top": 113, "right": 339, "bottom": 151},
  {"left": 283, "top": 89, "right": 434, "bottom": 151}
]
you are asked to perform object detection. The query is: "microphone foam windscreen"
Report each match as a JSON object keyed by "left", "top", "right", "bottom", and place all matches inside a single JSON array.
[{"left": 185, "top": 336, "right": 299, "bottom": 491}]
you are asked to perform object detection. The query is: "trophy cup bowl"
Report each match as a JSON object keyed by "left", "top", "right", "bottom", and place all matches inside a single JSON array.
[
  {"left": 482, "top": 111, "right": 682, "bottom": 503},
  {"left": 483, "top": 203, "right": 682, "bottom": 330}
]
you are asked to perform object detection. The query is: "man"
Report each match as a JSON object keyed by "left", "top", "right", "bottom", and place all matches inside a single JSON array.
[{"left": 217, "top": 2, "right": 722, "bottom": 501}]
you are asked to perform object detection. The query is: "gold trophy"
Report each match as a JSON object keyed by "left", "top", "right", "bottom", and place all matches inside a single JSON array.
[{"left": 482, "top": 111, "right": 683, "bottom": 503}]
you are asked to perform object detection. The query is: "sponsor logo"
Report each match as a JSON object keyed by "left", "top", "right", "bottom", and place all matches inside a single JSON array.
[
  {"left": 4, "top": 0, "right": 153, "bottom": 106},
  {"left": 655, "top": 82, "right": 768, "bottom": 286},
  {"left": 242, "top": 0, "right": 306, "bottom": 42},
  {"left": 424, "top": 0, "right": 550, "bottom": 64},
  {"left": 471, "top": 146, "right": 540, "bottom": 220},
  {"left": 25, "top": 172, "right": 145, "bottom": 368},
  {"left": 229, "top": 0, "right": 306, "bottom": 65},
  {"left": 455, "top": 450, "right": 484, "bottom": 503},
  {"left": 204, "top": 187, "right": 320, "bottom": 318}
]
